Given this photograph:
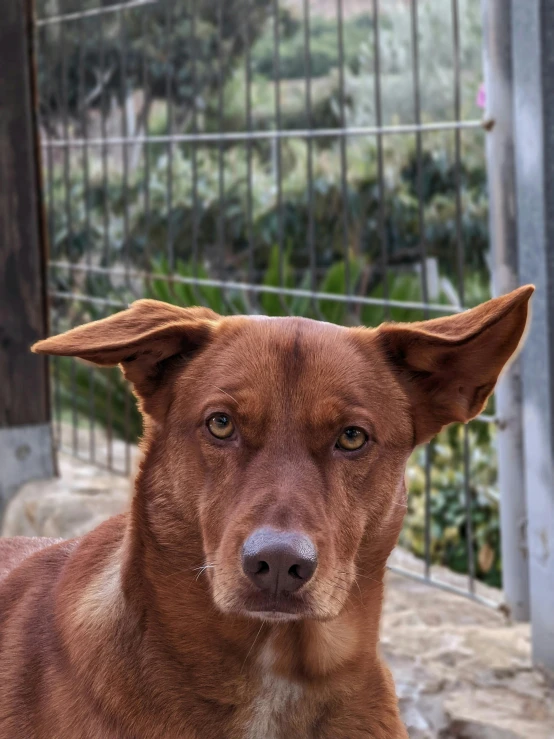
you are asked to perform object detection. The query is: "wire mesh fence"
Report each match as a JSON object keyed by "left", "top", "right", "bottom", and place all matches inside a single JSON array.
[{"left": 35, "top": 0, "right": 498, "bottom": 604}]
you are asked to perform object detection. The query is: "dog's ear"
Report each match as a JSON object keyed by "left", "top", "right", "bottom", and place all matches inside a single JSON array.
[
  {"left": 376, "top": 285, "right": 534, "bottom": 444},
  {"left": 32, "top": 300, "right": 219, "bottom": 418}
]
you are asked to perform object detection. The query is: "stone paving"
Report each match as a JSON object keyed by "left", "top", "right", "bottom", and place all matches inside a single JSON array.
[{"left": 2, "top": 442, "right": 553, "bottom": 739}]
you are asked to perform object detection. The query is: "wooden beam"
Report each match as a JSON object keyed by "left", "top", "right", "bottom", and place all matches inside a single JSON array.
[{"left": 0, "top": 0, "right": 54, "bottom": 519}]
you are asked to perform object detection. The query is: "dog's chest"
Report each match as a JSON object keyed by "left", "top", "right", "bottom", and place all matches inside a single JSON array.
[{"left": 243, "top": 644, "right": 304, "bottom": 739}]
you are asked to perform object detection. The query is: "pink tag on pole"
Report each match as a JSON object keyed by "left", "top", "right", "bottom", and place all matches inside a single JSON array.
[{"left": 476, "top": 83, "right": 486, "bottom": 109}]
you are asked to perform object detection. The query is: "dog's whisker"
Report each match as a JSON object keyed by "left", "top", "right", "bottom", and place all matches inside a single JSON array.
[
  {"left": 317, "top": 587, "right": 345, "bottom": 607},
  {"left": 353, "top": 578, "right": 364, "bottom": 605},
  {"left": 340, "top": 567, "right": 383, "bottom": 585},
  {"left": 195, "top": 565, "right": 216, "bottom": 581},
  {"left": 187, "top": 561, "right": 218, "bottom": 582},
  {"left": 240, "top": 622, "right": 265, "bottom": 674},
  {"left": 211, "top": 385, "right": 239, "bottom": 404},
  {"left": 191, "top": 563, "right": 216, "bottom": 571},
  {"left": 354, "top": 573, "right": 382, "bottom": 585}
]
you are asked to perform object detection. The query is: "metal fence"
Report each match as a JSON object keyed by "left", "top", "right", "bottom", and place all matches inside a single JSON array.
[{"left": 34, "top": 0, "right": 498, "bottom": 605}]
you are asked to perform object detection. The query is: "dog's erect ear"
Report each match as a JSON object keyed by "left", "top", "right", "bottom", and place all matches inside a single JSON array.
[
  {"left": 32, "top": 300, "right": 220, "bottom": 417},
  {"left": 376, "top": 285, "right": 534, "bottom": 444}
]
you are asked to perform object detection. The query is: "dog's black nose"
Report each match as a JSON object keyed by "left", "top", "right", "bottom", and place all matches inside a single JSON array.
[{"left": 242, "top": 528, "right": 317, "bottom": 594}]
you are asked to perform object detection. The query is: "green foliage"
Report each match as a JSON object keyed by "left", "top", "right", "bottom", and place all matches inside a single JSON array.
[
  {"left": 403, "top": 421, "right": 501, "bottom": 587},
  {"left": 251, "top": 13, "right": 374, "bottom": 80},
  {"left": 54, "top": 356, "right": 142, "bottom": 443},
  {"left": 37, "top": 0, "right": 271, "bottom": 128},
  {"left": 47, "top": 135, "right": 489, "bottom": 293},
  {"left": 345, "top": 0, "right": 483, "bottom": 126}
]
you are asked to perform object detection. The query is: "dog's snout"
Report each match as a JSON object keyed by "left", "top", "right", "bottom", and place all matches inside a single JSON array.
[{"left": 241, "top": 528, "right": 317, "bottom": 594}]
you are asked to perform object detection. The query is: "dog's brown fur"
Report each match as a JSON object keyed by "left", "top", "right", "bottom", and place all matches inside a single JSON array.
[{"left": 0, "top": 286, "right": 533, "bottom": 738}]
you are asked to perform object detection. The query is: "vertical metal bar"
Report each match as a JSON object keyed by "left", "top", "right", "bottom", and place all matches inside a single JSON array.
[
  {"left": 303, "top": 0, "right": 319, "bottom": 318},
  {"left": 452, "top": 0, "right": 474, "bottom": 596},
  {"left": 61, "top": 21, "right": 72, "bottom": 265},
  {"left": 60, "top": 20, "right": 77, "bottom": 456},
  {"left": 120, "top": 8, "right": 131, "bottom": 474},
  {"left": 106, "top": 368, "right": 113, "bottom": 470},
  {"left": 88, "top": 367, "right": 95, "bottom": 463},
  {"left": 99, "top": 14, "right": 113, "bottom": 469},
  {"left": 78, "top": 18, "right": 91, "bottom": 270},
  {"left": 79, "top": 17, "right": 94, "bottom": 464},
  {"left": 410, "top": 0, "right": 428, "bottom": 309},
  {"left": 410, "top": 0, "right": 432, "bottom": 580},
  {"left": 482, "top": 0, "right": 531, "bottom": 623},
  {"left": 511, "top": 0, "right": 554, "bottom": 669},
  {"left": 120, "top": 8, "right": 131, "bottom": 291},
  {"left": 142, "top": 7, "right": 152, "bottom": 275},
  {"left": 99, "top": 15, "right": 110, "bottom": 269},
  {"left": 124, "top": 381, "right": 130, "bottom": 475},
  {"left": 53, "top": 314, "right": 62, "bottom": 448},
  {"left": 272, "top": 0, "right": 289, "bottom": 316},
  {"left": 217, "top": 0, "right": 225, "bottom": 281},
  {"left": 464, "top": 425, "right": 475, "bottom": 592},
  {"left": 190, "top": 0, "right": 203, "bottom": 305},
  {"left": 244, "top": 0, "right": 257, "bottom": 313},
  {"left": 44, "top": 28, "right": 59, "bottom": 447},
  {"left": 165, "top": 0, "right": 175, "bottom": 273},
  {"left": 71, "top": 354, "right": 78, "bottom": 455},
  {"left": 424, "top": 444, "right": 432, "bottom": 578},
  {"left": 336, "top": 0, "right": 350, "bottom": 313},
  {"left": 452, "top": 0, "right": 464, "bottom": 305},
  {"left": 46, "top": 73, "right": 55, "bottom": 259},
  {"left": 372, "top": 0, "right": 389, "bottom": 320}
]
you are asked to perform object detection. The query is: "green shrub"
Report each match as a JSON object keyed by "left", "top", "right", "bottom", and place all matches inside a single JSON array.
[
  {"left": 251, "top": 13, "right": 374, "bottom": 81},
  {"left": 403, "top": 419, "right": 500, "bottom": 587}
]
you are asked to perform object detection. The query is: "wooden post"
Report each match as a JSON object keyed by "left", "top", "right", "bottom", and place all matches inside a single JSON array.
[{"left": 0, "top": 0, "right": 55, "bottom": 521}]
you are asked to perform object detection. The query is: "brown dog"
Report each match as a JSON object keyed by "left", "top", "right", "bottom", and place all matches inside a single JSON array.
[{"left": 0, "top": 286, "right": 533, "bottom": 738}]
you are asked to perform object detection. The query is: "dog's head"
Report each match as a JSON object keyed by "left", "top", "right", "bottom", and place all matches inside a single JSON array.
[{"left": 34, "top": 287, "right": 533, "bottom": 622}]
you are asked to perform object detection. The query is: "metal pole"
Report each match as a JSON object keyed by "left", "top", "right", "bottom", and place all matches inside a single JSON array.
[
  {"left": 481, "top": 0, "right": 529, "bottom": 622},
  {"left": 510, "top": 0, "right": 554, "bottom": 676}
]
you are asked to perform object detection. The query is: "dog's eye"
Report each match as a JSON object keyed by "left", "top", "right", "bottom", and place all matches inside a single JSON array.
[
  {"left": 336, "top": 427, "right": 368, "bottom": 452},
  {"left": 207, "top": 413, "right": 235, "bottom": 440}
]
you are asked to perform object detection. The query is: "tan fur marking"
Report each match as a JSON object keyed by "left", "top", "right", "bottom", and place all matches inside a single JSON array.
[
  {"left": 245, "top": 641, "right": 303, "bottom": 739},
  {"left": 72, "top": 553, "right": 124, "bottom": 634}
]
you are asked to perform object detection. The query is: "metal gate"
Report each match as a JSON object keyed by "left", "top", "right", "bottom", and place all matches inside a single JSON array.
[{"left": 35, "top": 0, "right": 496, "bottom": 604}]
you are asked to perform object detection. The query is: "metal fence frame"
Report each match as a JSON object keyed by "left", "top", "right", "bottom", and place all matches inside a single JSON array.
[
  {"left": 33, "top": 1, "right": 522, "bottom": 622},
  {"left": 508, "top": 0, "right": 554, "bottom": 676}
]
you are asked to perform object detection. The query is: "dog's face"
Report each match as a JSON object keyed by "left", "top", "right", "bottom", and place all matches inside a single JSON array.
[
  {"left": 162, "top": 317, "right": 412, "bottom": 621},
  {"left": 33, "top": 286, "right": 533, "bottom": 622}
]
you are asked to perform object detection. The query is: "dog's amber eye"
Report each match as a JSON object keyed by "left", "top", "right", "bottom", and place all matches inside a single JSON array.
[
  {"left": 207, "top": 413, "right": 235, "bottom": 439},
  {"left": 336, "top": 427, "right": 368, "bottom": 451}
]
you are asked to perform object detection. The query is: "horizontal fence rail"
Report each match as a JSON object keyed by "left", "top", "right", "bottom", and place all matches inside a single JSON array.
[{"left": 35, "top": 0, "right": 498, "bottom": 607}]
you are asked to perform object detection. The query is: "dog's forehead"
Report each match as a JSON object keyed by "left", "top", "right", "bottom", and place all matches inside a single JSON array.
[
  {"left": 221, "top": 315, "right": 358, "bottom": 365},
  {"left": 193, "top": 314, "right": 384, "bottom": 394}
]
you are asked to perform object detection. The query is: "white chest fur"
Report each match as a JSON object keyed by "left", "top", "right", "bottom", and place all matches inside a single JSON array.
[{"left": 244, "top": 643, "right": 303, "bottom": 739}]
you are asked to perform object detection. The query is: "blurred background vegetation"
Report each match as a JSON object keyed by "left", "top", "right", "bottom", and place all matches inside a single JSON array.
[{"left": 38, "top": 0, "right": 500, "bottom": 586}]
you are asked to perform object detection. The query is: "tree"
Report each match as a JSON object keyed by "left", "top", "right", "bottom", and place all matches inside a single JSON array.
[{"left": 37, "top": 0, "right": 272, "bottom": 133}]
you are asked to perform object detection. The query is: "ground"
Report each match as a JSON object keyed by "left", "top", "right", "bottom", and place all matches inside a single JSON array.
[{"left": 2, "top": 438, "right": 553, "bottom": 739}]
